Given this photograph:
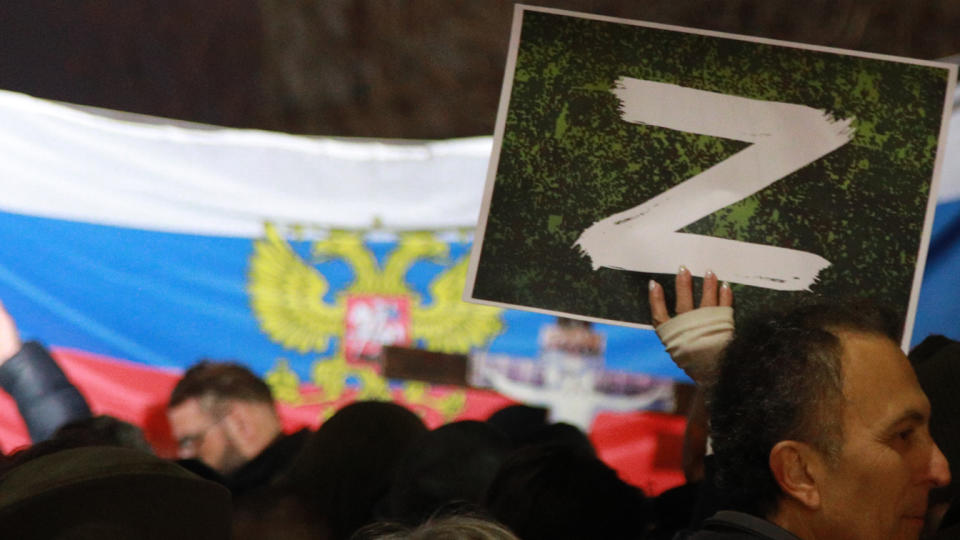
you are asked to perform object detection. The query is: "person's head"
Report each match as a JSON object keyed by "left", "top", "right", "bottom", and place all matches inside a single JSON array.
[
  {"left": 386, "top": 420, "right": 512, "bottom": 526},
  {"left": 485, "top": 404, "right": 595, "bottom": 455},
  {"left": 0, "top": 446, "right": 231, "bottom": 539},
  {"left": 710, "top": 299, "right": 950, "bottom": 540},
  {"left": 0, "top": 415, "right": 155, "bottom": 478},
  {"left": 486, "top": 404, "right": 549, "bottom": 447},
  {"left": 167, "top": 361, "right": 282, "bottom": 474},
  {"left": 484, "top": 444, "right": 650, "bottom": 540},
  {"left": 352, "top": 513, "right": 520, "bottom": 540},
  {"left": 282, "top": 400, "right": 428, "bottom": 539},
  {"left": 52, "top": 415, "right": 154, "bottom": 453}
]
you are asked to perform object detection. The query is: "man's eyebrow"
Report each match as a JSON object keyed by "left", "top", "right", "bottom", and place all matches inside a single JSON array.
[{"left": 884, "top": 409, "right": 927, "bottom": 432}]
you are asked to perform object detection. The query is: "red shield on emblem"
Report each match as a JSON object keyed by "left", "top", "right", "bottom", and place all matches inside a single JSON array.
[{"left": 344, "top": 295, "right": 412, "bottom": 362}]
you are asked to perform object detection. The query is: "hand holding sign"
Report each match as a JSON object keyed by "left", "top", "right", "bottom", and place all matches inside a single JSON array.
[
  {"left": 648, "top": 266, "right": 733, "bottom": 327},
  {"left": 649, "top": 267, "right": 734, "bottom": 386}
]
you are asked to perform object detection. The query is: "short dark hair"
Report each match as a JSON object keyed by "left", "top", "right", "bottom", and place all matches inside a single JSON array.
[
  {"left": 53, "top": 415, "right": 153, "bottom": 453},
  {"left": 709, "top": 298, "right": 900, "bottom": 518},
  {"left": 386, "top": 421, "right": 513, "bottom": 526},
  {"left": 168, "top": 361, "right": 274, "bottom": 410},
  {"left": 484, "top": 444, "right": 650, "bottom": 540}
]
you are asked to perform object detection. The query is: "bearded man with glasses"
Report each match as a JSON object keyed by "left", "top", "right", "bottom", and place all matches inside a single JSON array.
[{"left": 167, "top": 361, "right": 309, "bottom": 496}]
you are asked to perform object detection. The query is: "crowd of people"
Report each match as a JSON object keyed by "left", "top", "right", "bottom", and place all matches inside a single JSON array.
[{"left": 0, "top": 266, "right": 958, "bottom": 540}]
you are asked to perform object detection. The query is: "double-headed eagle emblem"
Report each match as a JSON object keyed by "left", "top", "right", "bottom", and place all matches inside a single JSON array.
[{"left": 246, "top": 224, "right": 503, "bottom": 418}]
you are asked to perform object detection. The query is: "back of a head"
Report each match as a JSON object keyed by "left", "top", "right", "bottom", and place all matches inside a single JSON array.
[
  {"left": 910, "top": 335, "right": 960, "bottom": 493},
  {"left": 353, "top": 514, "right": 520, "bottom": 540},
  {"left": 169, "top": 360, "right": 274, "bottom": 409},
  {"left": 709, "top": 298, "right": 900, "bottom": 517},
  {"left": 486, "top": 405, "right": 549, "bottom": 447},
  {"left": 284, "top": 400, "right": 429, "bottom": 539},
  {"left": 387, "top": 420, "right": 513, "bottom": 525},
  {"left": 0, "top": 415, "right": 155, "bottom": 478},
  {"left": 485, "top": 444, "right": 649, "bottom": 540},
  {"left": 0, "top": 446, "right": 231, "bottom": 539},
  {"left": 485, "top": 405, "right": 595, "bottom": 455},
  {"left": 52, "top": 415, "right": 153, "bottom": 453}
]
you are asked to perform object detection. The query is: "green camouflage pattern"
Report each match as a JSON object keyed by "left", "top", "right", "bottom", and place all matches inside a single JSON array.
[{"left": 471, "top": 9, "right": 952, "bottom": 327}]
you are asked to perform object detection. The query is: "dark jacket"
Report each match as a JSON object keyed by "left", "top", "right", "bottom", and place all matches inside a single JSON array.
[
  {"left": 0, "top": 341, "right": 92, "bottom": 442},
  {"left": 178, "top": 428, "right": 311, "bottom": 497},
  {"left": 675, "top": 511, "right": 802, "bottom": 540},
  {"left": 228, "top": 428, "right": 311, "bottom": 496}
]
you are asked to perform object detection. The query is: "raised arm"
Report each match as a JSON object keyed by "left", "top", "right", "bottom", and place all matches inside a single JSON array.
[
  {"left": 649, "top": 267, "right": 733, "bottom": 482},
  {"left": 0, "top": 300, "right": 92, "bottom": 442},
  {"left": 648, "top": 266, "right": 733, "bottom": 389}
]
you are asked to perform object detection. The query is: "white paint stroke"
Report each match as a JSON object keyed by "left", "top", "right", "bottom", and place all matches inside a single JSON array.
[{"left": 575, "top": 77, "right": 855, "bottom": 291}]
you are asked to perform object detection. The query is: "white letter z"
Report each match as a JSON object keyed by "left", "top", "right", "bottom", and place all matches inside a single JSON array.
[{"left": 575, "top": 77, "right": 855, "bottom": 291}]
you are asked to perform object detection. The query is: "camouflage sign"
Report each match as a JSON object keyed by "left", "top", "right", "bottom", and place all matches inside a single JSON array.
[{"left": 466, "top": 6, "right": 956, "bottom": 344}]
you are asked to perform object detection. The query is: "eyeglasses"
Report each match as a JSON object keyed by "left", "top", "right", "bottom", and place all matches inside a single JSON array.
[{"left": 176, "top": 415, "right": 226, "bottom": 455}]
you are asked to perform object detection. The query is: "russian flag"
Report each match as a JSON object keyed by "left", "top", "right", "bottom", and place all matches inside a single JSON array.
[{"left": 0, "top": 89, "right": 691, "bottom": 493}]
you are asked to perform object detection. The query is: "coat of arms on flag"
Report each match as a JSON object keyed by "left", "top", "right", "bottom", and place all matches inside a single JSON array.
[{"left": 248, "top": 224, "right": 506, "bottom": 421}]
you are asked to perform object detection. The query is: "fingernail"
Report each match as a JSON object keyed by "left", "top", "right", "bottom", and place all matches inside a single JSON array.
[
  {"left": 648, "top": 279, "right": 657, "bottom": 291},
  {"left": 721, "top": 281, "right": 731, "bottom": 289},
  {"left": 679, "top": 265, "right": 688, "bottom": 274},
  {"left": 705, "top": 269, "right": 715, "bottom": 279}
]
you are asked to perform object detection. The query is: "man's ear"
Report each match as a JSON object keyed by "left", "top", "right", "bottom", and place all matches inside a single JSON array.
[{"left": 769, "top": 440, "right": 821, "bottom": 510}]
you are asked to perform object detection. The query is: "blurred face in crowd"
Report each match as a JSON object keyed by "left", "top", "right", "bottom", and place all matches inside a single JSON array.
[
  {"left": 809, "top": 332, "right": 950, "bottom": 540},
  {"left": 168, "top": 397, "right": 246, "bottom": 474}
]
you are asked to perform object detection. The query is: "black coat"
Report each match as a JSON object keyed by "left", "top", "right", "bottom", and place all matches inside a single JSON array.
[
  {"left": 674, "top": 511, "right": 802, "bottom": 540},
  {"left": 177, "top": 428, "right": 311, "bottom": 497}
]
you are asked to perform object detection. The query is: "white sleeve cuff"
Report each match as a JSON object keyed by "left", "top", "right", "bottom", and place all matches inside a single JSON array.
[{"left": 655, "top": 306, "right": 734, "bottom": 387}]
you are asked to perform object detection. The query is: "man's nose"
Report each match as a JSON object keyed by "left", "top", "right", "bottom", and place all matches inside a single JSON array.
[{"left": 928, "top": 442, "right": 951, "bottom": 488}]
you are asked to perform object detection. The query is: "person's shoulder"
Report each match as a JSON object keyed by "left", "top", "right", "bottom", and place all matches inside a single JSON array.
[
  {"left": 270, "top": 428, "right": 311, "bottom": 460},
  {"left": 286, "top": 428, "right": 311, "bottom": 446},
  {"left": 673, "top": 511, "right": 801, "bottom": 540},
  {"left": 673, "top": 528, "right": 761, "bottom": 540}
]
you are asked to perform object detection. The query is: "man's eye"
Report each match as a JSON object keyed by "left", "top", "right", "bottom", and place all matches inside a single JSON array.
[
  {"left": 178, "top": 436, "right": 198, "bottom": 449},
  {"left": 897, "top": 429, "right": 915, "bottom": 442}
]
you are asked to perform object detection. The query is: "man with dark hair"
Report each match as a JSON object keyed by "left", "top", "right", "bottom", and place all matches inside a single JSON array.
[
  {"left": 680, "top": 298, "right": 950, "bottom": 539},
  {"left": 167, "top": 361, "right": 308, "bottom": 494}
]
